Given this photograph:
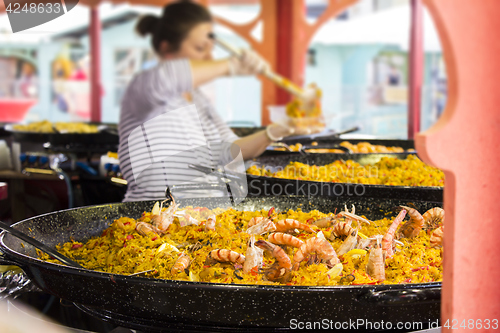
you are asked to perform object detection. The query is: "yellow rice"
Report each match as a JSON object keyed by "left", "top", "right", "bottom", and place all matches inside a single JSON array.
[
  {"left": 247, "top": 155, "right": 444, "bottom": 187},
  {"left": 38, "top": 206, "right": 442, "bottom": 286}
]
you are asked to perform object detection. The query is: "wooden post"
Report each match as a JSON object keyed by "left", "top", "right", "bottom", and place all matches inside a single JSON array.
[
  {"left": 90, "top": 6, "right": 102, "bottom": 122},
  {"left": 408, "top": 0, "right": 423, "bottom": 139},
  {"left": 276, "top": 0, "right": 300, "bottom": 105}
]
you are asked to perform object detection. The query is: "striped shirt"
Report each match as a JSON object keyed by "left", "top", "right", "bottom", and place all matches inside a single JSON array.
[{"left": 118, "top": 58, "right": 239, "bottom": 202}]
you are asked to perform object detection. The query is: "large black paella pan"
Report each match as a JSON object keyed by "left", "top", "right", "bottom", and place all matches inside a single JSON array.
[{"left": 0, "top": 196, "right": 441, "bottom": 331}]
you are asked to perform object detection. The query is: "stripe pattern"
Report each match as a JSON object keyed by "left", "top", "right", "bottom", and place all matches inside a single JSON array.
[{"left": 118, "top": 59, "right": 238, "bottom": 202}]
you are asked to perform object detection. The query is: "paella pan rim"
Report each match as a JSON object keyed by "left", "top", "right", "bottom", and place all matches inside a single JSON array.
[
  {"left": 0, "top": 196, "right": 442, "bottom": 292},
  {"left": 247, "top": 175, "right": 444, "bottom": 191}
]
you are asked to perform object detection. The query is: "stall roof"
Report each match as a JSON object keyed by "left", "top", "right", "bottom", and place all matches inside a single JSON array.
[{"left": 312, "top": 4, "right": 441, "bottom": 52}]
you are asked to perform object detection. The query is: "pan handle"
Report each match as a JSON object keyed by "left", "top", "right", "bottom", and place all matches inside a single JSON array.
[
  {"left": 357, "top": 287, "right": 441, "bottom": 306},
  {"left": 0, "top": 257, "right": 40, "bottom": 299}
]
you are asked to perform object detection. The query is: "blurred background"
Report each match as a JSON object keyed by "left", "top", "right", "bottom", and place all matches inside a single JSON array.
[{"left": 0, "top": 0, "right": 445, "bottom": 137}]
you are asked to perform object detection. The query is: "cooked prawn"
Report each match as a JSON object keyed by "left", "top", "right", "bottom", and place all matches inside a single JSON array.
[
  {"left": 398, "top": 206, "right": 424, "bottom": 238},
  {"left": 247, "top": 216, "right": 268, "bottom": 228},
  {"left": 366, "top": 235, "right": 385, "bottom": 281},
  {"left": 382, "top": 209, "right": 407, "bottom": 258},
  {"left": 311, "top": 214, "right": 338, "bottom": 228},
  {"left": 151, "top": 195, "right": 179, "bottom": 232},
  {"left": 205, "top": 214, "right": 216, "bottom": 231},
  {"left": 430, "top": 226, "right": 444, "bottom": 248},
  {"left": 275, "top": 219, "right": 316, "bottom": 233},
  {"left": 176, "top": 211, "right": 200, "bottom": 227},
  {"left": 423, "top": 207, "right": 444, "bottom": 230},
  {"left": 268, "top": 232, "right": 304, "bottom": 248},
  {"left": 135, "top": 222, "right": 160, "bottom": 236},
  {"left": 255, "top": 240, "right": 292, "bottom": 283},
  {"left": 171, "top": 252, "right": 191, "bottom": 274},
  {"left": 330, "top": 221, "right": 355, "bottom": 239},
  {"left": 336, "top": 229, "right": 358, "bottom": 256},
  {"left": 356, "top": 237, "right": 375, "bottom": 251},
  {"left": 337, "top": 204, "right": 370, "bottom": 225},
  {"left": 338, "top": 211, "right": 371, "bottom": 225},
  {"left": 293, "top": 237, "right": 339, "bottom": 270},
  {"left": 243, "top": 236, "right": 264, "bottom": 274},
  {"left": 245, "top": 220, "right": 276, "bottom": 235},
  {"left": 207, "top": 249, "right": 245, "bottom": 265}
]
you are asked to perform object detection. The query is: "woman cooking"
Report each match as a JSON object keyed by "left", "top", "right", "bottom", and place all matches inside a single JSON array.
[{"left": 119, "top": 0, "right": 314, "bottom": 202}]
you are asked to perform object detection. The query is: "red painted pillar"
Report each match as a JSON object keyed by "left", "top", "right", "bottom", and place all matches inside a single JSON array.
[
  {"left": 90, "top": 6, "right": 102, "bottom": 122},
  {"left": 276, "top": 0, "right": 294, "bottom": 105},
  {"left": 417, "top": 0, "right": 500, "bottom": 329},
  {"left": 408, "top": 0, "right": 423, "bottom": 139}
]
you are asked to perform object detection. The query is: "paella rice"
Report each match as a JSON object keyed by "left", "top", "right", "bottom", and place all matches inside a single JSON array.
[
  {"left": 339, "top": 141, "right": 414, "bottom": 153},
  {"left": 247, "top": 155, "right": 444, "bottom": 187},
  {"left": 13, "top": 120, "right": 99, "bottom": 133},
  {"left": 38, "top": 203, "right": 443, "bottom": 286}
]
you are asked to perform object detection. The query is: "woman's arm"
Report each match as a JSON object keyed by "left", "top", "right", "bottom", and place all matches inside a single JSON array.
[
  {"left": 190, "top": 50, "right": 268, "bottom": 88},
  {"left": 190, "top": 59, "right": 231, "bottom": 88},
  {"left": 234, "top": 125, "right": 294, "bottom": 160}
]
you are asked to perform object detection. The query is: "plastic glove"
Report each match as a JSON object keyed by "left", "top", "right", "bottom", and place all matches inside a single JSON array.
[
  {"left": 266, "top": 123, "right": 323, "bottom": 142},
  {"left": 229, "top": 49, "right": 270, "bottom": 76}
]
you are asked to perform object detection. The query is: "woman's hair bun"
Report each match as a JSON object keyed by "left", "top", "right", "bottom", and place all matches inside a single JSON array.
[{"left": 136, "top": 15, "right": 159, "bottom": 36}]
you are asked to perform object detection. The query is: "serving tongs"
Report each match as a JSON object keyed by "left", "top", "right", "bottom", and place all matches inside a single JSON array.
[
  {"left": 169, "top": 165, "right": 247, "bottom": 205},
  {"left": 187, "top": 164, "right": 244, "bottom": 183},
  {"left": 269, "top": 142, "right": 307, "bottom": 156},
  {"left": 269, "top": 142, "right": 351, "bottom": 155},
  {"left": 302, "top": 144, "right": 352, "bottom": 154},
  {"left": 0, "top": 221, "right": 83, "bottom": 269}
]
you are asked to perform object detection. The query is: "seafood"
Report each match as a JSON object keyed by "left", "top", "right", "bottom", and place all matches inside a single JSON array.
[
  {"left": 268, "top": 232, "right": 304, "bottom": 248},
  {"left": 293, "top": 237, "right": 339, "bottom": 270},
  {"left": 205, "top": 214, "right": 216, "bottom": 231},
  {"left": 176, "top": 211, "right": 200, "bottom": 227},
  {"left": 398, "top": 206, "right": 424, "bottom": 238},
  {"left": 423, "top": 207, "right": 444, "bottom": 230},
  {"left": 366, "top": 235, "right": 385, "bottom": 281},
  {"left": 312, "top": 214, "right": 337, "bottom": 228},
  {"left": 135, "top": 222, "right": 161, "bottom": 236},
  {"left": 171, "top": 252, "right": 191, "bottom": 274},
  {"left": 330, "top": 221, "right": 355, "bottom": 239},
  {"left": 275, "top": 219, "right": 316, "bottom": 233},
  {"left": 207, "top": 249, "right": 245, "bottom": 265},
  {"left": 336, "top": 229, "right": 359, "bottom": 256},
  {"left": 382, "top": 209, "right": 407, "bottom": 258},
  {"left": 430, "top": 226, "right": 444, "bottom": 248},
  {"left": 255, "top": 240, "right": 292, "bottom": 283},
  {"left": 247, "top": 216, "right": 268, "bottom": 228},
  {"left": 356, "top": 237, "right": 374, "bottom": 251},
  {"left": 151, "top": 195, "right": 180, "bottom": 232},
  {"left": 42, "top": 205, "right": 444, "bottom": 286},
  {"left": 338, "top": 205, "right": 371, "bottom": 225},
  {"left": 339, "top": 212, "right": 371, "bottom": 225},
  {"left": 245, "top": 220, "right": 276, "bottom": 235},
  {"left": 243, "top": 236, "right": 264, "bottom": 274}
]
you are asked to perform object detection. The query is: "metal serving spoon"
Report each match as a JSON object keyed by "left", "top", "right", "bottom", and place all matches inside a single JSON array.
[{"left": 0, "top": 221, "right": 83, "bottom": 269}]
